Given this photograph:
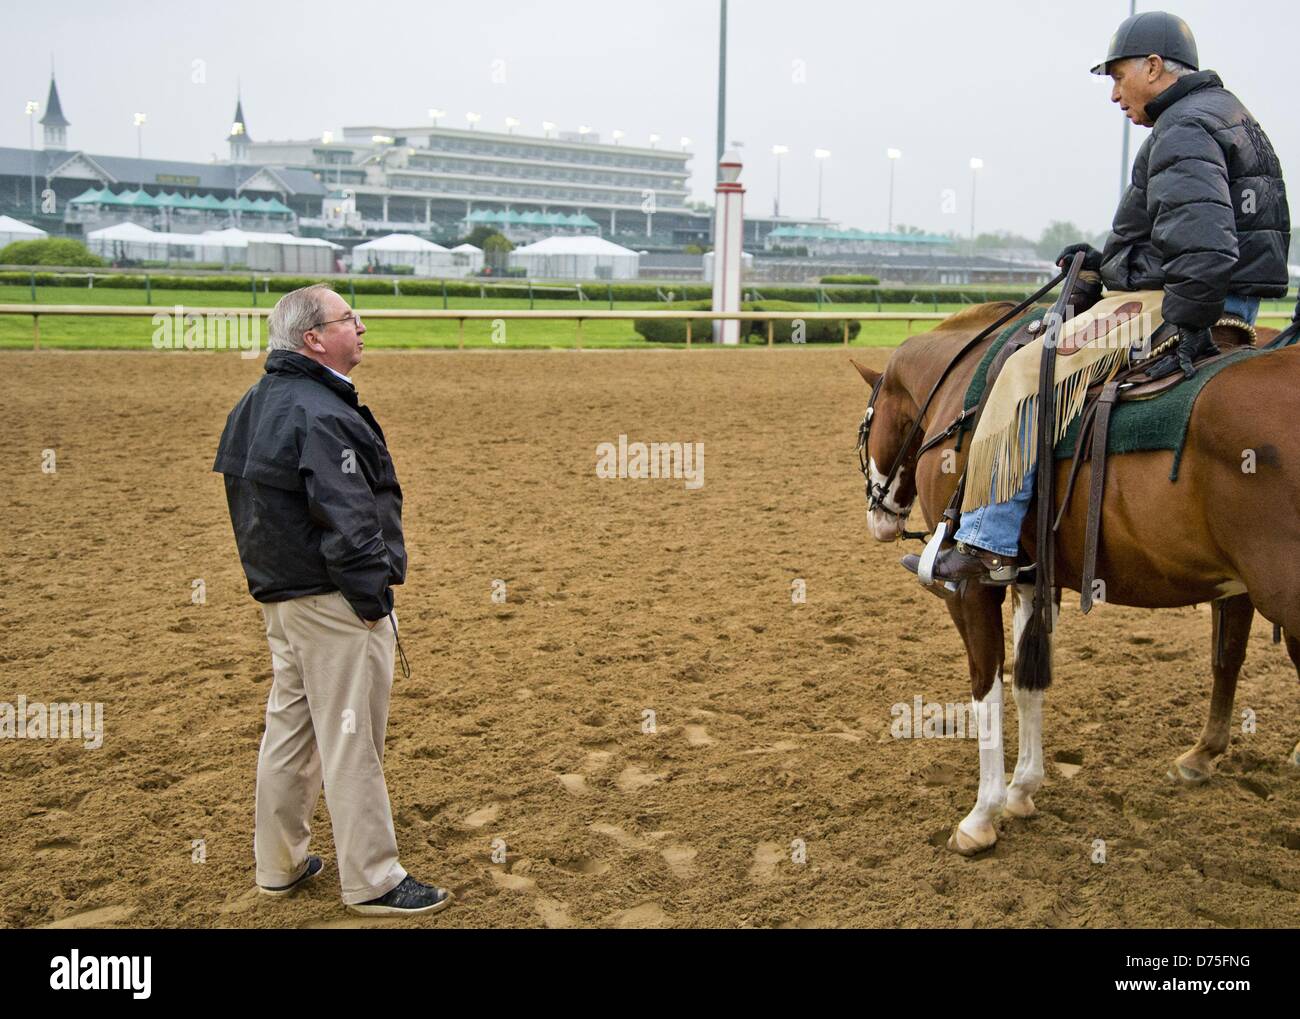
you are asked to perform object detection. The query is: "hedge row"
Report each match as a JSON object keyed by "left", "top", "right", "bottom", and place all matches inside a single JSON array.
[
  {"left": 819, "top": 274, "right": 880, "bottom": 285},
  {"left": 0, "top": 270, "right": 1040, "bottom": 306},
  {"left": 634, "top": 300, "right": 862, "bottom": 344}
]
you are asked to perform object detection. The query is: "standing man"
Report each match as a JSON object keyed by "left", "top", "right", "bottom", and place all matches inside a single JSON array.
[
  {"left": 214, "top": 283, "right": 451, "bottom": 916},
  {"left": 905, "top": 10, "right": 1290, "bottom": 589}
]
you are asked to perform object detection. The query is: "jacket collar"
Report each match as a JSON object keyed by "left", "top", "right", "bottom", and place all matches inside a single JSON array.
[
  {"left": 264, "top": 349, "right": 358, "bottom": 404},
  {"left": 1145, "top": 69, "right": 1222, "bottom": 122}
]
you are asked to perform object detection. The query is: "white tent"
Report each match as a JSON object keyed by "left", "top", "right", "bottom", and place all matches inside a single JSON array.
[
  {"left": 508, "top": 235, "right": 640, "bottom": 280},
  {"left": 450, "top": 242, "right": 484, "bottom": 277},
  {"left": 0, "top": 215, "right": 47, "bottom": 247},
  {"left": 350, "top": 233, "right": 453, "bottom": 277},
  {"left": 87, "top": 223, "right": 339, "bottom": 270},
  {"left": 86, "top": 222, "right": 173, "bottom": 261},
  {"left": 192, "top": 228, "right": 339, "bottom": 271}
]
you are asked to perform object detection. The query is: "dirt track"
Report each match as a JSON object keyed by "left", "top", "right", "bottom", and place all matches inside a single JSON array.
[{"left": 2, "top": 346, "right": 1299, "bottom": 929}]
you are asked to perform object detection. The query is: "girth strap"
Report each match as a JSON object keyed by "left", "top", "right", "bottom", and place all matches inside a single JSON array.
[{"left": 1079, "top": 380, "right": 1120, "bottom": 613}]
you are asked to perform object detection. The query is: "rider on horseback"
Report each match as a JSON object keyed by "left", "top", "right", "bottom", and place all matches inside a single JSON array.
[{"left": 904, "top": 10, "right": 1291, "bottom": 590}]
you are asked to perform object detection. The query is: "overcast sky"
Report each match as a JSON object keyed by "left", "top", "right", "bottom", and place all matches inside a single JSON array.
[{"left": 5, "top": 0, "right": 1297, "bottom": 240}]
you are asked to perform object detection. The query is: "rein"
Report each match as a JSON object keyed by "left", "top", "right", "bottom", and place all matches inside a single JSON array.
[{"left": 856, "top": 268, "right": 1070, "bottom": 540}]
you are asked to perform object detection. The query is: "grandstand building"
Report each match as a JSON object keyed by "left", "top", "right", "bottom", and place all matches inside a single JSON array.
[
  {"left": 0, "top": 78, "right": 323, "bottom": 239},
  {"left": 249, "top": 123, "right": 718, "bottom": 247}
]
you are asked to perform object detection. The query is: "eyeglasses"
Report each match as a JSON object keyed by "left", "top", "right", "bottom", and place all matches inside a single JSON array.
[{"left": 313, "top": 312, "right": 363, "bottom": 330}]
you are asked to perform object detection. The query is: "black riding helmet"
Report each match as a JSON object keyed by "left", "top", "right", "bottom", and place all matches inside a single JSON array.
[{"left": 1090, "top": 10, "right": 1199, "bottom": 75}]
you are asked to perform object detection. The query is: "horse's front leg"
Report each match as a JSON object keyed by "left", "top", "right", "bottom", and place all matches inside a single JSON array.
[
  {"left": 944, "top": 583, "right": 1007, "bottom": 855},
  {"left": 1005, "top": 584, "right": 1055, "bottom": 817}
]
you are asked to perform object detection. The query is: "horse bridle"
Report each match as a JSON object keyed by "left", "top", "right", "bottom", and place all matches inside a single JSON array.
[{"left": 855, "top": 269, "right": 1071, "bottom": 539}]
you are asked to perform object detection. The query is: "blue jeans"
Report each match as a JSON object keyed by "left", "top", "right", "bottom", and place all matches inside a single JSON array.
[
  {"left": 955, "top": 293, "right": 1259, "bottom": 557},
  {"left": 1222, "top": 294, "right": 1260, "bottom": 325}
]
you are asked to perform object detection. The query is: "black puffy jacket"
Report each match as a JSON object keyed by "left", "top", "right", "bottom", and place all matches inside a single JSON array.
[
  {"left": 213, "top": 350, "right": 405, "bottom": 621},
  {"left": 1100, "top": 70, "right": 1291, "bottom": 328}
]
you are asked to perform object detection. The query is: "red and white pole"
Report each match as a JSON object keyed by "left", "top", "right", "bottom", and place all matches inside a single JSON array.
[{"left": 711, "top": 151, "right": 745, "bottom": 344}]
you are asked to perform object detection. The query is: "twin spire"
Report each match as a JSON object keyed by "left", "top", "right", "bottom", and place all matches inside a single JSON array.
[{"left": 33, "top": 69, "right": 251, "bottom": 162}]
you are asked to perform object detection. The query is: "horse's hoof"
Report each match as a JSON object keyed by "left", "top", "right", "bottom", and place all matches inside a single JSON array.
[
  {"left": 1003, "top": 792, "right": 1037, "bottom": 818},
  {"left": 1168, "top": 762, "right": 1211, "bottom": 785},
  {"left": 947, "top": 823, "right": 996, "bottom": 856}
]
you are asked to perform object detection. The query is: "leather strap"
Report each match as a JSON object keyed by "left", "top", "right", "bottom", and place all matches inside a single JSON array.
[{"left": 1080, "top": 380, "right": 1120, "bottom": 613}]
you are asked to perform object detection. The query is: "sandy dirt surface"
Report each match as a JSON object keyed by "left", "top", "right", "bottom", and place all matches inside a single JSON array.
[{"left": 2, "top": 346, "right": 1298, "bottom": 929}]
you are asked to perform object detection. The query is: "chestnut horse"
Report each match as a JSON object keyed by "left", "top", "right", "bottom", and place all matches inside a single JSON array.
[{"left": 851, "top": 302, "right": 1300, "bottom": 855}]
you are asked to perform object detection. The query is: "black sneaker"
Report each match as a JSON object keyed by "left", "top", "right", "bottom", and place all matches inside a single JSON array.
[
  {"left": 347, "top": 876, "right": 453, "bottom": 916},
  {"left": 259, "top": 856, "right": 325, "bottom": 897}
]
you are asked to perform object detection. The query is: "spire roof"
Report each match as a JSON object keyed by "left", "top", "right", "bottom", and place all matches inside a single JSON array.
[
  {"left": 40, "top": 75, "right": 69, "bottom": 128},
  {"left": 227, "top": 97, "right": 250, "bottom": 142}
]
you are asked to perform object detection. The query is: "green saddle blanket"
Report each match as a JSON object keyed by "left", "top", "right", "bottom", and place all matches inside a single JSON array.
[{"left": 960, "top": 307, "right": 1293, "bottom": 481}]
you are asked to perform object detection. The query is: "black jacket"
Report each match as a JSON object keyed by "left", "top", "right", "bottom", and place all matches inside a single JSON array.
[
  {"left": 1101, "top": 70, "right": 1291, "bottom": 329},
  {"left": 213, "top": 350, "right": 405, "bottom": 621}
]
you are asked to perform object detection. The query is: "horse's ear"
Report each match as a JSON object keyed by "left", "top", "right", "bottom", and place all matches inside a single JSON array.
[{"left": 849, "top": 358, "right": 881, "bottom": 387}]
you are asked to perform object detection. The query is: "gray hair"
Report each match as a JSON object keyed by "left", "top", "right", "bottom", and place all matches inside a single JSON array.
[
  {"left": 267, "top": 283, "right": 335, "bottom": 351},
  {"left": 1122, "top": 54, "right": 1195, "bottom": 78}
]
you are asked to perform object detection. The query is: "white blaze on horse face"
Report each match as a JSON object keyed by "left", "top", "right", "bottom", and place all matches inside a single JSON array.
[{"left": 867, "top": 457, "right": 912, "bottom": 541}]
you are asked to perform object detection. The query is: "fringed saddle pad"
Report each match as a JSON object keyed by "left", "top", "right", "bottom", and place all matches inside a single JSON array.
[
  {"left": 960, "top": 291, "right": 1166, "bottom": 511},
  {"left": 960, "top": 297, "right": 1300, "bottom": 497}
]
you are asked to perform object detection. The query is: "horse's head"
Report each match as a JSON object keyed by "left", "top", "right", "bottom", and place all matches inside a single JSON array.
[{"left": 851, "top": 356, "right": 920, "bottom": 542}]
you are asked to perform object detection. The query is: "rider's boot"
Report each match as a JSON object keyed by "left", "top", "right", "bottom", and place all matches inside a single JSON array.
[{"left": 901, "top": 541, "right": 1019, "bottom": 595}]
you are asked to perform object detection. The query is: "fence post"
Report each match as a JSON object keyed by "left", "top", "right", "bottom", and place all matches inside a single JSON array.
[
  {"left": 817, "top": 287, "right": 824, "bottom": 309},
  {"left": 145, "top": 275, "right": 152, "bottom": 305},
  {"left": 33, "top": 314, "right": 40, "bottom": 350},
  {"left": 441, "top": 279, "right": 448, "bottom": 309},
  {"left": 686, "top": 319, "right": 692, "bottom": 348},
  {"left": 394, "top": 279, "right": 400, "bottom": 297},
  {"left": 349, "top": 279, "right": 357, "bottom": 308},
  {"left": 30, "top": 273, "right": 36, "bottom": 302},
  {"left": 528, "top": 280, "right": 533, "bottom": 310},
  {"left": 251, "top": 275, "right": 257, "bottom": 307},
  {"left": 458, "top": 318, "right": 464, "bottom": 350},
  {"left": 576, "top": 317, "right": 583, "bottom": 350},
  {"left": 767, "top": 320, "right": 774, "bottom": 347},
  {"left": 607, "top": 283, "right": 613, "bottom": 309}
]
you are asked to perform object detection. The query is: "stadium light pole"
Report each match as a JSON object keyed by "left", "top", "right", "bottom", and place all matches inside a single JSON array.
[
  {"left": 969, "top": 156, "right": 983, "bottom": 243},
  {"left": 542, "top": 121, "right": 556, "bottom": 139},
  {"left": 681, "top": 136, "right": 691, "bottom": 152},
  {"left": 134, "top": 112, "right": 147, "bottom": 159},
  {"left": 612, "top": 129, "right": 624, "bottom": 145},
  {"left": 465, "top": 112, "right": 481, "bottom": 130},
  {"left": 505, "top": 116, "right": 520, "bottom": 134},
  {"left": 25, "top": 100, "right": 39, "bottom": 217},
  {"left": 648, "top": 133, "right": 659, "bottom": 149},
  {"left": 815, "top": 148, "right": 831, "bottom": 219},
  {"left": 427, "top": 108, "right": 445, "bottom": 127},
  {"left": 771, "top": 144, "right": 788, "bottom": 217},
  {"left": 887, "top": 148, "right": 901, "bottom": 234},
  {"left": 1118, "top": 0, "right": 1136, "bottom": 203},
  {"left": 716, "top": 0, "right": 727, "bottom": 184}
]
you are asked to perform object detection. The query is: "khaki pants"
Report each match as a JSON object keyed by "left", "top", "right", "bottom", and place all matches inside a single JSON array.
[{"left": 254, "top": 590, "right": 407, "bottom": 904}]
